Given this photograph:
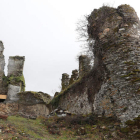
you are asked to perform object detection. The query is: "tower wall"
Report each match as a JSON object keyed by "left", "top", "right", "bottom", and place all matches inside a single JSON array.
[{"left": 6, "top": 56, "right": 25, "bottom": 102}]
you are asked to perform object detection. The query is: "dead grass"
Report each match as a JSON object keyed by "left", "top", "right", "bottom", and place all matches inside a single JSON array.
[{"left": 0, "top": 114, "right": 139, "bottom": 140}]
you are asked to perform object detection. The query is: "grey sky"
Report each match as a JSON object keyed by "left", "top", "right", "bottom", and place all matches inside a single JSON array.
[{"left": 0, "top": 0, "right": 139, "bottom": 96}]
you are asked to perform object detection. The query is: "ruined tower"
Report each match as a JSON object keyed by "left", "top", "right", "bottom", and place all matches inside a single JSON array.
[
  {"left": 79, "top": 55, "right": 91, "bottom": 78},
  {"left": 88, "top": 4, "right": 140, "bottom": 123},
  {"left": 0, "top": 41, "right": 7, "bottom": 96},
  {"left": 6, "top": 56, "right": 25, "bottom": 102},
  {"left": 61, "top": 73, "right": 69, "bottom": 91},
  {"left": 69, "top": 69, "right": 79, "bottom": 85}
]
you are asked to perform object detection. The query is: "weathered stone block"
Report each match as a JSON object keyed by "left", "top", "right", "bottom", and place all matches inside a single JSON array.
[
  {"left": 8, "top": 56, "right": 25, "bottom": 77},
  {"left": 61, "top": 73, "right": 69, "bottom": 90},
  {"left": 79, "top": 55, "right": 91, "bottom": 78},
  {"left": 6, "top": 84, "right": 21, "bottom": 102},
  {"left": 17, "top": 91, "right": 52, "bottom": 105},
  {"left": 69, "top": 69, "right": 78, "bottom": 85},
  {"left": 0, "top": 41, "right": 7, "bottom": 95}
]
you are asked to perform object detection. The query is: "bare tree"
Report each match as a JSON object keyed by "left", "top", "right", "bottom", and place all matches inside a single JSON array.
[{"left": 76, "top": 15, "right": 94, "bottom": 67}]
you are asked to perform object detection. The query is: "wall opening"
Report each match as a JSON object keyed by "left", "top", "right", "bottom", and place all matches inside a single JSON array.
[
  {"left": 0, "top": 95, "right": 7, "bottom": 102},
  {"left": 0, "top": 99, "right": 5, "bottom": 102}
]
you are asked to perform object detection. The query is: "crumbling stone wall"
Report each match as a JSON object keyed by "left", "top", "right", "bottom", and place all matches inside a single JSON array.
[
  {"left": 79, "top": 55, "right": 91, "bottom": 78},
  {"left": 50, "top": 75, "right": 93, "bottom": 114},
  {"left": 6, "top": 56, "right": 25, "bottom": 102},
  {"left": 0, "top": 102, "right": 19, "bottom": 115},
  {"left": 61, "top": 73, "right": 69, "bottom": 91},
  {"left": 0, "top": 91, "right": 51, "bottom": 117},
  {"left": 17, "top": 91, "right": 51, "bottom": 117},
  {"left": 50, "top": 4, "right": 140, "bottom": 125},
  {"left": 50, "top": 66, "right": 101, "bottom": 114},
  {"left": 0, "top": 41, "right": 7, "bottom": 95},
  {"left": 69, "top": 69, "right": 78, "bottom": 85},
  {"left": 7, "top": 56, "right": 25, "bottom": 77},
  {"left": 87, "top": 4, "right": 140, "bottom": 124},
  {"left": 54, "top": 92, "right": 59, "bottom": 97}
]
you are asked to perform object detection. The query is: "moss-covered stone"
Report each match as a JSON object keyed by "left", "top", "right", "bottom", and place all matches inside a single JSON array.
[
  {"left": 2, "top": 75, "right": 9, "bottom": 87},
  {"left": 8, "top": 75, "right": 25, "bottom": 92},
  {"left": 50, "top": 77, "right": 83, "bottom": 108},
  {"left": 2, "top": 74, "right": 25, "bottom": 92},
  {"left": 131, "top": 77, "right": 140, "bottom": 83},
  {"left": 9, "top": 56, "right": 25, "bottom": 61},
  {"left": 121, "top": 127, "right": 129, "bottom": 133},
  {"left": 125, "top": 120, "right": 135, "bottom": 125},
  {"left": 18, "top": 91, "right": 52, "bottom": 105},
  {"left": 124, "top": 61, "right": 135, "bottom": 65},
  {"left": 120, "top": 116, "right": 140, "bottom": 138},
  {"left": 121, "top": 72, "right": 136, "bottom": 78}
]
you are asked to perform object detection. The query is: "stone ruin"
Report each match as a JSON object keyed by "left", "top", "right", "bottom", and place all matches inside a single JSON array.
[
  {"left": 0, "top": 42, "right": 52, "bottom": 118},
  {"left": 61, "top": 73, "right": 69, "bottom": 91},
  {"left": 69, "top": 69, "right": 79, "bottom": 85},
  {"left": 87, "top": 4, "right": 140, "bottom": 124},
  {"left": 0, "top": 41, "right": 6, "bottom": 96},
  {"left": 50, "top": 4, "right": 140, "bottom": 125},
  {"left": 0, "top": 4, "right": 139, "bottom": 126},
  {"left": 0, "top": 42, "right": 25, "bottom": 102},
  {"left": 79, "top": 55, "right": 91, "bottom": 78},
  {"left": 6, "top": 56, "right": 25, "bottom": 102},
  {"left": 60, "top": 55, "right": 91, "bottom": 91}
]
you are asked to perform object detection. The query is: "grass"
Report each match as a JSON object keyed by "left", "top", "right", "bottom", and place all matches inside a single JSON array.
[{"left": 0, "top": 114, "right": 139, "bottom": 140}]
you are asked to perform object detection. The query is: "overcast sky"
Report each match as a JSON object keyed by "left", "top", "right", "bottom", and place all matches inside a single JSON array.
[{"left": 0, "top": 0, "right": 139, "bottom": 96}]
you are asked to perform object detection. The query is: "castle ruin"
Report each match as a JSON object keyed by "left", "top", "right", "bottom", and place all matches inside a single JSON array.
[
  {"left": 50, "top": 4, "right": 140, "bottom": 125},
  {"left": 0, "top": 4, "right": 139, "bottom": 126},
  {"left": 0, "top": 42, "right": 25, "bottom": 102}
]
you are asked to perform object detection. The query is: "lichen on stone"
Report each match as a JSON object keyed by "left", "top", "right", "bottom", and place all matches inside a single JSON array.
[
  {"left": 7, "top": 74, "right": 25, "bottom": 92},
  {"left": 9, "top": 56, "right": 25, "bottom": 61},
  {"left": 18, "top": 91, "right": 52, "bottom": 104}
]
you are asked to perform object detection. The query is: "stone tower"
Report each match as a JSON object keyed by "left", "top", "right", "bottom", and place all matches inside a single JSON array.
[
  {"left": 0, "top": 41, "right": 7, "bottom": 95},
  {"left": 6, "top": 56, "right": 25, "bottom": 102},
  {"left": 79, "top": 55, "right": 91, "bottom": 78},
  {"left": 61, "top": 73, "right": 69, "bottom": 91},
  {"left": 88, "top": 4, "right": 140, "bottom": 124},
  {"left": 69, "top": 69, "right": 78, "bottom": 85}
]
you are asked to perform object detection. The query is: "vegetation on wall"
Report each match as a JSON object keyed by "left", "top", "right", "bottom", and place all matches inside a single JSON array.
[
  {"left": 18, "top": 91, "right": 52, "bottom": 104},
  {"left": 2, "top": 74, "right": 25, "bottom": 92},
  {"left": 50, "top": 76, "right": 83, "bottom": 108},
  {"left": 9, "top": 56, "right": 25, "bottom": 61}
]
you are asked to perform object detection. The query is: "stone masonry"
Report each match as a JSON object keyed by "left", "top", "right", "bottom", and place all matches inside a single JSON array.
[
  {"left": 50, "top": 4, "right": 140, "bottom": 125},
  {"left": 0, "top": 4, "right": 140, "bottom": 126},
  {"left": 0, "top": 44, "right": 51, "bottom": 118},
  {"left": 61, "top": 73, "right": 69, "bottom": 91},
  {"left": 87, "top": 4, "right": 140, "bottom": 124},
  {"left": 79, "top": 55, "right": 91, "bottom": 78},
  {"left": 69, "top": 69, "right": 79, "bottom": 85},
  {"left": 6, "top": 56, "right": 25, "bottom": 102},
  {"left": 7, "top": 56, "right": 25, "bottom": 77},
  {"left": 0, "top": 41, "right": 7, "bottom": 95}
]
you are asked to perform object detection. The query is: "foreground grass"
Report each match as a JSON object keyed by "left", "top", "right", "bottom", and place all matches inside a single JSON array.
[
  {"left": 0, "top": 116, "right": 74, "bottom": 140},
  {"left": 0, "top": 114, "right": 139, "bottom": 140}
]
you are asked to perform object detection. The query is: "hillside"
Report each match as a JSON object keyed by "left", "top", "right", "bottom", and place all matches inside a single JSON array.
[{"left": 0, "top": 114, "right": 139, "bottom": 140}]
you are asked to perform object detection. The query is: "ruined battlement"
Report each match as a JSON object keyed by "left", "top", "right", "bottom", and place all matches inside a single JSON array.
[
  {"left": 61, "top": 73, "right": 69, "bottom": 91},
  {"left": 6, "top": 56, "right": 25, "bottom": 102},
  {"left": 8, "top": 56, "right": 25, "bottom": 77},
  {"left": 0, "top": 42, "right": 25, "bottom": 102},
  {"left": 50, "top": 4, "right": 140, "bottom": 125},
  {"left": 0, "top": 41, "right": 6, "bottom": 95},
  {"left": 60, "top": 55, "right": 91, "bottom": 92},
  {"left": 79, "top": 55, "right": 91, "bottom": 78},
  {"left": 0, "top": 4, "right": 139, "bottom": 126}
]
